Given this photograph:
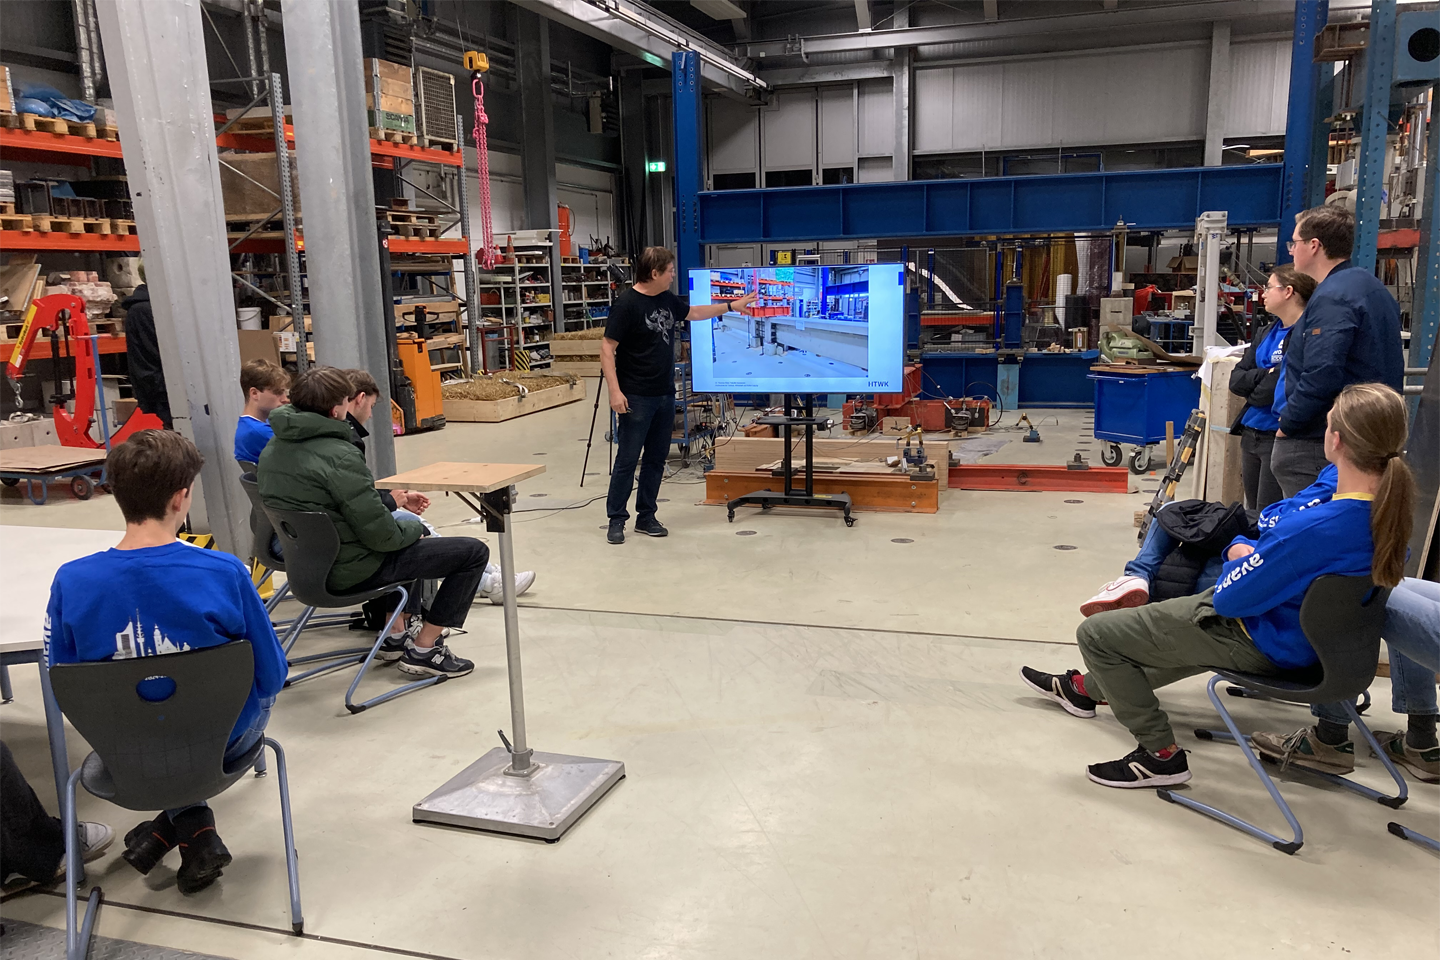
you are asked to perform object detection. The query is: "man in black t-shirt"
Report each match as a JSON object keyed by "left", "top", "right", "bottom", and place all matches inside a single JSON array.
[{"left": 601, "top": 247, "right": 755, "bottom": 544}]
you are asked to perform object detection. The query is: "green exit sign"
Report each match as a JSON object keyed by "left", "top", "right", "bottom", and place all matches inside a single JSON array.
[{"left": 646, "top": 160, "right": 666, "bottom": 173}]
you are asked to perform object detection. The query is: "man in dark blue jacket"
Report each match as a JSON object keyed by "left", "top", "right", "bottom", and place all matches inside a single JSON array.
[{"left": 1271, "top": 205, "right": 1403, "bottom": 497}]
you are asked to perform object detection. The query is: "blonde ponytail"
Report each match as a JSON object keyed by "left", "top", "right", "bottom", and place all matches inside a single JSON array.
[{"left": 1328, "top": 384, "right": 1415, "bottom": 589}]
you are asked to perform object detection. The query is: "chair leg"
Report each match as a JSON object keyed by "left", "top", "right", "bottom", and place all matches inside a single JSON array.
[
  {"left": 265, "top": 578, "right": 290, "bottom": 615},
  {"left": 1199, "top": 700, "right": 1409, "bottom": 809},
  {"left": 64, "top": 768, "right": 103, "bottom": 960},
  {"left": 262, "top": 737, "right": 304, "bottom": 934},
  {"left": 1387, "top": 821, "right": 1440, "bottom": 851},
  {"left": 1158, "top": 675, "right": 1305, "bottom": 854},
  {"left": 1, "top": 663, "right": 12, "bottom": 704},
  {"left": 343, "top": 587, "right": 444, "bottom": 714}
]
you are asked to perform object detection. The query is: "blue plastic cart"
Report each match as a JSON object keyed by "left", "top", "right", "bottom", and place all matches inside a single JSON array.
[{"left": 1088, "top": 366, "right": 1201, "bottom": 474}]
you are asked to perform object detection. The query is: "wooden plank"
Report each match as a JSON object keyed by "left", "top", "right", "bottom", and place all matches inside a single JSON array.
[
  {"left": 703, "top": 470, "right": 939, "bottom": 514},
  {"left": 375, "top": 461, "right": 546, "bottom": 493},
  {"left": 0, "top": 445, "right": 107, "bottom": 472},
  {"left": 713, "top": 434, "right": 954, "bottom": 489},
  {"left": 442, "top": 380, "right": 585, "bottom": 423},
  {"left": 550, "top": 360, "right": 601, "bottom": 377},
  {"left": 948, "top": 463, "right": 1130, "bottom": 493},
  {"left": 550, "top": 340, "right": 602, "bottom": 356}
]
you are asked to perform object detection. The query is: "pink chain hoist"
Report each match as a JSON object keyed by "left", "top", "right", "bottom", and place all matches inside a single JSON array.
[{"left": 472, "top": 76, "right": 496, "bottom": 271}]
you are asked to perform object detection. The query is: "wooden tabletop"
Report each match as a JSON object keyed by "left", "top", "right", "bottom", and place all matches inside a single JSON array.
[
  {"left": 375, "top": 462, "right": 546, "bottom": 494},
  {"left": 0, "top": 637, "right": 43, "bottom": 655}
]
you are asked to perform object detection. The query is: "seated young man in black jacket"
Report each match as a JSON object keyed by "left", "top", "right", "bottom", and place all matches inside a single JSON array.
[{"left": 1227, "top": 265, "right": 1314, "bottom": 511}]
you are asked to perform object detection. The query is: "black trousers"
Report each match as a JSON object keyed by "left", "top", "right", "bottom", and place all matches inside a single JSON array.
[
  {"left": 1238, "top": 426, "right": 1283, "bottom": 511},
  {"left": 1, "top": 740, "right": 64, "bottom": 884},
  {"left": 353, "top": 535, "right": 489, "bottom": 629},
  {"left": 1270, "top": 435, "right": 1329, "bottom": 499}
]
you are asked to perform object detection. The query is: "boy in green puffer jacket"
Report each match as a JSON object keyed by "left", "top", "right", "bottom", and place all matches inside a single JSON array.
[{"left": 257, "top": 366, "right": 486, "bottom": 677}]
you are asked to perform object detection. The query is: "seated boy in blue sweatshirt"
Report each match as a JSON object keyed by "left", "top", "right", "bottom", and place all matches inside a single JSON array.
[
  {"left": 44, "top": 429, "right": 287, "bottom": 894},
  {"left": 233, "top": 359, "right": 291, "bottom": 466},
  {"left": 1018, "top": 383, "right": 1414, "bottom": 789}
]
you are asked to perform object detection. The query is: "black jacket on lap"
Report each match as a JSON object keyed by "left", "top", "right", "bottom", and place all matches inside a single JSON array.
[{"left": 1150, "top": 500, "right": 1255, "bottom": 602}]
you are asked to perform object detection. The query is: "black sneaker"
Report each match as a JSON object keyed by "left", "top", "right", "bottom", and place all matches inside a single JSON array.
[
  {"left": 172, "top": 808, "right": 231, "bottom": 895},
  {"left": 1086, "top": 744, "right": 1192, "bottom": 789},
  {"left": 635, "top": 519, "right": 668, "bottom": 537},
  {"left": 376, "top": 634, "right": 409, "bottom": 662},
  {"left": 607, "top": 522, "right": 625, "bottom": 545},
  {"left": 397, "top": 643, "right": 474, "bottom": 678},
  {"left": 1019, "top": 666, "right": 1099, "bottom": 719},
  {"left": 122, "top": 814, "right": 177, "bottom": 876}
]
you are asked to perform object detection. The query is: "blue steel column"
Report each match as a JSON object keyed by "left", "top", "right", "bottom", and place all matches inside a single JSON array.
[
  {"left": 1279, "top": 0, "right": 1327, "bottom": 265},
  {"left": 672, "top": 51, "right": 703, "bottom": 281},
  {"left": 1307, "top": 62, "right": 1335, "bottom": 209},
  {"left": 1412, "top": 100, "right": 1440, "bottom": 375},
  {"left": 1353, "top": 0, "right": 1398, "bottom": 274}
]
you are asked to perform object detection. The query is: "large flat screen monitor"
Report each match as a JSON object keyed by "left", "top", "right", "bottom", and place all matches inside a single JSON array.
[{"left": 688, "top": 264, "right": 904, "bottom": 394}]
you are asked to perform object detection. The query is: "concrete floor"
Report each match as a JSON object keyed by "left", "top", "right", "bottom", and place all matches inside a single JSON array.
[{"left": 1, "top": 396, "right": 1436, "bottom": 960}]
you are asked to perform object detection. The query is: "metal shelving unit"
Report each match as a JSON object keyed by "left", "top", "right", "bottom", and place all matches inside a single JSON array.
[
  {"left": 560, "top": 261, "right": 616, "bottom": 331},
  {"left": 476, "top": 239, "right": 555, "bottom": 371}
]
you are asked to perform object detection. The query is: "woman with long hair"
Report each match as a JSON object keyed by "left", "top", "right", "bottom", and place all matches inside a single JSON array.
[
  {"left": 1229, "top": 264, "right": 1316, "bottom": 510},
  {"left": 1020, "top": 383, "right": 1414, "bottom": 788}
]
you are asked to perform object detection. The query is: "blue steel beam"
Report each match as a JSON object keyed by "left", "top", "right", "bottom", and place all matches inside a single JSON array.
[
  {"left": 1353, "top": 0, "right": 1398, "bottom": 274},
  {"left": 1279, "top": 0, "right": 1328, "bottom": 265},
  {"left": 697, "top": 165, "right": 1283, "bottom": 243},
  {"left": 672, "top": 51, "right": 704, "bottom": 281}
]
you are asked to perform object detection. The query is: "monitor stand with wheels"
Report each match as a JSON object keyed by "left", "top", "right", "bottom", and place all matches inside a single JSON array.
[{"left": 726, "top": 394, "right": 854, "bottom": 527}]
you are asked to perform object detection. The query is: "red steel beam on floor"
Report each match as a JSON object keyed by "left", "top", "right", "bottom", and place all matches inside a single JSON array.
[{"left": 949, "top": 463, "right": 1130, "bottom": 493}]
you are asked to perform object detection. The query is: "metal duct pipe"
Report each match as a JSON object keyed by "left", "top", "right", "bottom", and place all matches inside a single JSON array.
[
  {"left": 86, "top": 0, "right": 105, "bottom": 91},
  {"left": 72, "top": 0, "right": 96, "bottom": 102}
]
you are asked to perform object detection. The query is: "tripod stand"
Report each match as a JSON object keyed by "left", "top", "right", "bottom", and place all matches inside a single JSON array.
[{"left": 579, "top": 374, "right": 613, "bottom": 487}]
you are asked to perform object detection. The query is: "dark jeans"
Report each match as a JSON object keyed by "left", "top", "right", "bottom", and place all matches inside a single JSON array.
[
  {"left": 1270, "top": 435, "right": 1328, "bottom": 499},
  {"left": 607, "top": 393, "right": 673, "bottom": 526},
  {"left": 1239, "top": 426, "right": 1283, "bottom": 511},
  {"left": 353, "top": 535, "right": 489, "bottom": 629},
  {"left": 1, "top": 740, "right": 65, "bottom": 884}
]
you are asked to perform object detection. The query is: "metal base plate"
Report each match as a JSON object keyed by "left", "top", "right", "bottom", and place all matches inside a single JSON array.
[{"left": 412, "top": 748, "right": 624, "bottom": 841}]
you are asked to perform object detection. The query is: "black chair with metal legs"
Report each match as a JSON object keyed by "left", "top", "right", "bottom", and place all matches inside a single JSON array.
[
  {"left": 47, "top": 642, "right": 302, "bottom": 959},
  {"left": 1158, "top": 575, "right": 1408, "bottom": 855},
  {"left": 239, "top": 475, "right": 359, "bottom": 682},
  {"left": 262, "top": 506, "right": 444, "bottom": 713}
]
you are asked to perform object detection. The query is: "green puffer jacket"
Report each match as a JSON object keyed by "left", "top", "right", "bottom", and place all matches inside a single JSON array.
[{"left": 257, "top": 406, "right": 422, "bottom": 591}]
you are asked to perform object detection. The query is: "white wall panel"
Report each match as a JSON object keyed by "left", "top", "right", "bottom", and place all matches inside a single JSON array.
[
  {"left": 762, "top": 89, "right": 818, "bottom": 171},
  {"left": 819, "top": 86, "right": 856, "bottom": 167},
  {"left": 709, "top": 97, "right": 760, "bottom": 175},
  {"left": 1227, "top": 40, "right": 1291, "bottom": 138},
  {"left": 915, "top": 44, "right": 1208, "bottom": 153},
  {"left": 857, "top": 78, "right": 894, "bottom": 157}
]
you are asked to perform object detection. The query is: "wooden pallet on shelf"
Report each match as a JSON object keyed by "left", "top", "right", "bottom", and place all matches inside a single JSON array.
[
  {"left": 369, "top": 127, "right": 418, "bottom": 145},
  {"left": 0, "top": 213, "right": 34, "bottom": 232},
  {"left": 420, "top": 137, "right": 457, "bottom": 152},
  {"left": 0, "top": 112, "right": 105, "bottom": 139}
]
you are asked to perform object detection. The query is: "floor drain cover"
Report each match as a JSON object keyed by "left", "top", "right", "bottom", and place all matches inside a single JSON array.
[
  {"left": 532, "top": 453, "right": 546, "bottom": 456},
  {"left": 736, "top": 530, "right": 757, "bottom": 536},
  {"left": 657, "top": 498, "right": 670, "bottom": 502},
  {"left": 1054, "top": 544, "right": 1078, "bottom": 550},
  {"left": 891, "top": 538, "right": 914, "bottom": 544},
  {"left": 1064, "top": 499, "right": 1084, "bottom": 504},
  {"left": 529, "top": 493, "right": 548, "bottom": 497}
]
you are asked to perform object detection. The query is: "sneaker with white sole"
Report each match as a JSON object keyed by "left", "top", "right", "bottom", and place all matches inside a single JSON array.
[
  {"left": 397, "top": 643, "right": 474, "bottom": 678},
  {"left": 1087, "top": 744, "right": 1192, "bottom": 789},
  {"left": 376, "top": 615, "right": 449, "bottom": 662},
  {"left": 1371, "top": 730, "right": 1440, "bottom": 783},
  {"left": 1251, "top": 726, "right": 1356, "bottom": 775},
  {"left": 1019, "top": 666, "right": 1101, "bottom": 718},
  {"left": 1080, "top": 575, "right": 1149, "bottom": 618},
  {"left": 483, "top": 570, "right": 536, "bottom": 605}
]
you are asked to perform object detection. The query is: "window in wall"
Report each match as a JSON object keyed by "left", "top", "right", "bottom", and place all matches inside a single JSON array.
[
  {"left": 912, "top": 154, "right": 1001, "bottom": 181},
  {"left": 1002, "top": 153, "right": 1101, "bottom": 177},
  {"left": 822, "top": 167, "right": 855, "bottom": 185},
  {"left": 1219, "top": 136, "right": 1286, "bottom": 165},
  {"left": 765, "top": 169, "right": 814, "bottom": 188},
  {"left": 712, "top": 172, "right": 757, "bottom": 190}
]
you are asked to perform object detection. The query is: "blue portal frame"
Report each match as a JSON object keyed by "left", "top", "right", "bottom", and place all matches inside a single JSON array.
[{"left": 696, "top": 165, "right": 1283, "bottom": 244}]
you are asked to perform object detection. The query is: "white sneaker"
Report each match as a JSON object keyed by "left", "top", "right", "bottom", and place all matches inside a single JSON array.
[
  {"left": 1080, "top": 575, "right": 1149, "bottom": 618},
  {"left": 79, "top": 821, "right": 114, "bottom": 861},
  {"left": 484, "top": 571, "right": 536, "bottom": 605}
]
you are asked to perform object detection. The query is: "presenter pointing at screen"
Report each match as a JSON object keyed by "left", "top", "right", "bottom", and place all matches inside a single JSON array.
[{"left": 601, "top": 246, "right": 756, "bottom": 545}]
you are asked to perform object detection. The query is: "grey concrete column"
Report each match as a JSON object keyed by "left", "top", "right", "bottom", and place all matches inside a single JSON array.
[
  {"left": 516, "top": 8, "right": 563, "bottom": 327},
  {"left": 281, "top": 0, "right": 395, "bottom": 476},
  {"left": 1203, "top": 21, "right": 1232, "bottom": 167},
  {"left": 96, "top": 0, "right": 248, "bottom": 557},
  {"left": 891, "top": 3, "right": 911, "bottom": 182}
]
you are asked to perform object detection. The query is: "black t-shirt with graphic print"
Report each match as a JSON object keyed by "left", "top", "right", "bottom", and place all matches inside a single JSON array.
[{"left": 604, "top": 287, "right": 689, "bottom": 396}]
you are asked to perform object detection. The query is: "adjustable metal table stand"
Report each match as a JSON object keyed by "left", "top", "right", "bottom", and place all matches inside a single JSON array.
[
  {"left": 726, "top": 394, "right": 854, "bottom": 526},
  {"left": 375, "top": 462, "right": 625, "bottom": 841}
]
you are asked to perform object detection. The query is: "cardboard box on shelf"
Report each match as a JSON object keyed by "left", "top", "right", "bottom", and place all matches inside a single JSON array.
[
  {"left": 237, "top": 329, "right": 282, "bottom": 367},
  {"left": 219, "top": 152, "right": 301, "bottom": 220},
  {"left": 1168, "top": 255, "right": 1200, "bottom": 273}
]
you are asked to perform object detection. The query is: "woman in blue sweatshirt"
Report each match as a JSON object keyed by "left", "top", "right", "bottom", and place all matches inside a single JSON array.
[{"left": 1019, "top": 383, "right": 1414, "bottom": 789}]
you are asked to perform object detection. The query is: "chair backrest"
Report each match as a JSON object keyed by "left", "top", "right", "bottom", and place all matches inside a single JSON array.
[
  {"left": 261, "top": 505, "right": 349, "bottom": 607},
  {"left": 237, "top": 460, "right": 258, "bottom": 474},
  {"left": 48, "top": 642, "right": 256, "bottom": 811},
  {"left": 1296, "top": 574, "right": 1393, "bottom": 703},
  {"left": 239, "top": 473, "right": 284, "bottom": 571}
]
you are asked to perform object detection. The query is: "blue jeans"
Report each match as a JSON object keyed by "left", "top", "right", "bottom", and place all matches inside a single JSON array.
[
  {"left": 1312, "top": 578, "right": 1440, "bottom": 726},
  {"left": 606, "top": 393, "right": 674, "bottom": 526},
  {"left": 165, "top": 697, "right": 274, "bottom": 819},
  {"left": 1126, "top": 503, "right": 1224, "bottom": 592}
]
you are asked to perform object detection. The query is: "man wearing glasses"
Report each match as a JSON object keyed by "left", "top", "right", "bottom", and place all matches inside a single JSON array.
[{"left": 1270, "top": 205, "right": 1404, "bottom": 498}]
